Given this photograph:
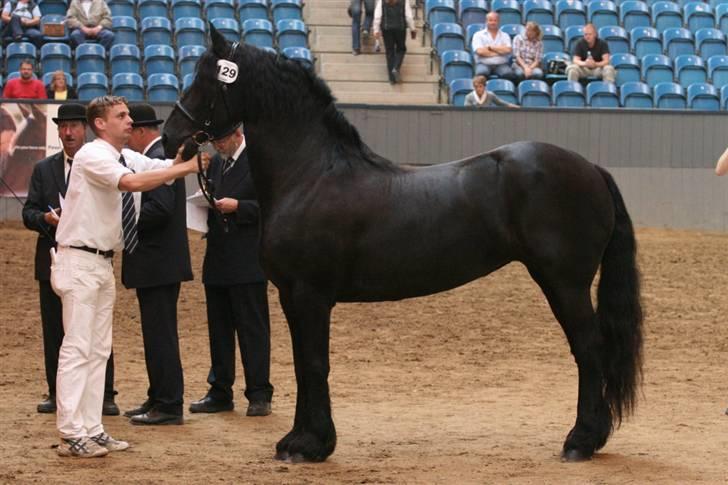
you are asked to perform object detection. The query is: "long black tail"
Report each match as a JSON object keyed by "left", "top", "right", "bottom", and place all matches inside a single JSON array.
[{"left": 595, "top": 165, "right": 644, "bottom": 429}]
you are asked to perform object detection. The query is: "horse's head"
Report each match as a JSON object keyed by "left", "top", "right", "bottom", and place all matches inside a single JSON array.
[{"left": 162, "top": 25, "right": 242, "bottom": 158}]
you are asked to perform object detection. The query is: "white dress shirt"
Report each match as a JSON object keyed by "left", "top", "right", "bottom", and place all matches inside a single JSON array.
[{"left": 56, "top": 138, "right": 172, "bottom": 251}]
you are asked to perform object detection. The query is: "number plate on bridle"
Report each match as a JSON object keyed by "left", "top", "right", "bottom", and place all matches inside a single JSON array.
[{"left": 217, "top": 60, "right": 238, "bottom": 84}]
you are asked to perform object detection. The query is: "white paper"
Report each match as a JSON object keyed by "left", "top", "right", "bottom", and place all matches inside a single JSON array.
[
  {"left": 186, "top": 191, "right": 209, "bottom": 233},
  {"left": 58, "top": 193, "right": 65, "bottom": 211}
]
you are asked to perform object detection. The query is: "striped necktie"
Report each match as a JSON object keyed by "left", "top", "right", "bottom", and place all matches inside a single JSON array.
[
  {"left": 222, "top": 157, "right": 235, "bottom": 176},
  {"left": 119, "top": 154, "right": 138, "bottom": 254}
]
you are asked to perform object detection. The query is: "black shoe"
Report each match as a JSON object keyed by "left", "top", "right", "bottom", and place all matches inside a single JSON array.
[
  {"left": 123, "top": 399, "right": 153, "bottom": 418},
  {"left": 37, "top": 395, "right": 56, "bottom": 414},
  {"left": 102, "top": 399, "right": 120, "bottom": 416},
  {"left": 189, "top": 396, "right": 234, "bottom": 414},
  {"left": 130, "top": 408, "right": 183, "bottom": 426},
  {"left": 391, "top": 69, "right": 401, "bottom": 83},
  {"left": 246, "top": 401, "right": 272, "bottom": 417}
]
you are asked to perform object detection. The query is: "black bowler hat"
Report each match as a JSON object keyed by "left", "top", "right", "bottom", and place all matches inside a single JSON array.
[
  {"left": 212, "top": 122, "right": 243, "bottom": 140},
  {"left": 129, "top": 103, "right": 164, "bottom": 127},
  {"left": 52, "top": 103, "right": 87, "bottom": 124}
]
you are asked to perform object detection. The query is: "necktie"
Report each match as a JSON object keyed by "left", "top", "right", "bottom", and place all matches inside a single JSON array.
[
  {"left": 65, "top": 159, "right": 73, "bottom": 187},
  {"left": 119, "top": 154, "right": 138, "bottom": 253},
  {"left": 222, "top": 157, "right": 234, "bottom": 176}
]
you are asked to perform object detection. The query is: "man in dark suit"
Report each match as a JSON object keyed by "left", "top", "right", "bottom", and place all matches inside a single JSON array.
[
  {"left": 122, "top": 103, "right": 193, "bottom": 425},
  {"left": 189, "top": 124, "right": 274, "bottom": 417},
  {"left": 22, "top": 103, "right": 119, "bottom": 415}
]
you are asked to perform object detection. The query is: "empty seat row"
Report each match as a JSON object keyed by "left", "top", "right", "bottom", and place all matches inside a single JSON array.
[
  {"left": 611, "top": 52, "right": 728, "bottom": 87},
  {"left": 107, "top": 0, "right": 302, "bottom": 23}
]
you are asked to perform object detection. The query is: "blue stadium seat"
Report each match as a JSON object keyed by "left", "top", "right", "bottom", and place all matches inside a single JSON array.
[
  {"left": 587, "top": 80, "right": 619, "bottom": 106},
  {"left": 663, "top": 28, "right": 694, "bottom": 60},
  {"left": 552, "top": 80, "right": 585, "bottom": 106},
  {"left": 449, "top": 78, "right": 473, "bottom": 105},
  {"left": 282, "top": 46, "right": 314, "bottom": 69},
  {"left": 717, "top": 4, "right": 728, "bottom": 36},
  {"left": 543, "top": 51, "right": 570, "bottom": 82},
  {"left": 211, "top": 18, "right": 241, "bottom": 43},
  {"left": 721, "top": 84, "right": 728, "bottom": 109},
  {"left": 139, "top": 0, "right": 169, "bottom": 18},
  {"left": 500, "top": 24, "right": 525, "bottom": 39},
  {"left": 176, "top": 17, "right": 206, "bottom": 47},
  {"left": 684, "top": 2, "right": 714, "bottom": 34},
  {"left": 620, "top": 81, "right": 653, "bottom": 107},
  {"left": 75, "top": 43, "right": 106, "bottom": 74},
  {"left": 112, "top": 16, "right": 138, "bottom": 46},
  {"left": 172, "top": 0, "right": 202, "bottom": 22},
  {"left": 466, "top": 23, "right": 485, "bottom": 50},
  {"left": 41, "top": 14, "right": 70, "bottom": 43},
  {"left": 40, "top": 42, "right": 72, "bottom": 76},
  {"left": 440, "top": 50, "right": 474, "bottom": 86},
  {"left": 38, "top": 0, "right": 69, "bottom": 16},
  {"left": 144, "top": 44, "right": 175, "bottom": 75},
  {"left": 709, "top": 0, "right": 726, "bottom": 9},
  {"left": 587, "top": 0, "right": 618, "bottom": 29},
  {"left": 599, "top": 26, "right": 629, "bottom": 54},
  {"left": 42, "top": 71, "right": 72, "bottom": 88},
  {"left": 242, "top": 19, "right": 274, "bottom": 48},
  {"left": 77, "top": 72, "right": 109, "bottom": 101},
  {"left": 141, "top": 17, "right": 173, "bottom": 48},
  {"left": 108, "top": 0, "right": 135, "bottom": 17},
  {"left": 276, "top": 19, "right": 307, "bottom": 50},
  {"left": 518, "top": 80, "right": 551, "bottom": 106},
  {"left": 541, "top": 24, "right": 564, "bottom": 53},
  {"left": 271, "top": 0, "right": 303, "bottom": 23},
  {"left": 653, "top": 82, "right": 686, "bottom": 108},
  {"left": 110, "top": 44, "right": 141, "bottom": 76},
  {"left": 112, "top": 72, "right": 145, "bottom": 101},
  {"left": 565, "top": 25, "right": 584, "bottom": 52},
  {"left": 239, "top": 0, "right": 269, "bottom": 23},
  {"left": 695, "top": 28, "right": 727, "bottom": 59},
  {"left": 147, "top": 73, "right": 179, "bottom": 102},
  {"left": 610, "top": 52, "right": 640, "bottom": 85},
  {"left": 433, "top": 23, "right": 466, "bottom": 56},
  {"left": 652, "top": 1, "right": 682, "bottom": 33},
  {"left": 630, "top": 26, "right": 661, "bottom": 58},
  {"left": 491, "top": 0, "right": 522, "bottom": 26},
  {"left": 687, "top": 82, "right": 720, "bottom": 109},
  {"left": 555, "top": 0, "right": 586, "bottom": 29},
  {"left": 6, "top": 42, "right": 37, "bottom": 74},
  {"left": 675, "top": 54, "right": 707, "bottom": 87},
  {"left": 523, "top": 0, "right": 555, "bottom": 25},
  {"left": 487, "top": 78, "right": 518, "bottom": 104},
  {"left": 708, "top": 54, "right": 728, "bottom": 89},
  {"left": 182, "top": 72, "right": 194, "bottom": 91},
  {"left": 179, "top": 44, "right": 206, "bottom": 78},
  {"left": 619, "top": 1, "right": 650, "bottom": 32},
  {"left": 206, "top": 0, "right": 236, "bottom": 20},
  {"left": 459, "top": 0, "right": 488, "bottom": 30},
  {"left": 642, "top": 54, "right": 673, "bottom": 86}
]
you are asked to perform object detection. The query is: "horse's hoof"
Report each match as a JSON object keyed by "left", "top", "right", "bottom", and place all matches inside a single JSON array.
[
  {"left": 561, "top": 448, "right": 593, "bottom": 462},
  {"left": 288, "top": 453, "right": 307, "bottom": 463},
  {"left": 274, "top": 451, "right": 290, "bottom": 461}
]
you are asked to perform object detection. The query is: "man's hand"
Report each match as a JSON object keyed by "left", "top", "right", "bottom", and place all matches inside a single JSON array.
[
  {"left": 44, "top": 209, "right": 61, "bottom": 226},
  {"left": 215, "top": 197, "right": 238, "bottom": 214}
]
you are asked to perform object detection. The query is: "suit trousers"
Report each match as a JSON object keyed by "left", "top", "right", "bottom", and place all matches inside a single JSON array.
[
  {"left": 204, "top": 282, "right": 273, "bottom": 403},
  {"left": 51, "top": 247, "right": 114, "bottom": 439},
  {"left": 137, "top": 283, "right": 184, "bottom": 415},
  {"left": 382, "top": 28, "right": 407, "bottom": 79},
  {"left": 39, "top": 280, "right": 115, "bottom": 399}
]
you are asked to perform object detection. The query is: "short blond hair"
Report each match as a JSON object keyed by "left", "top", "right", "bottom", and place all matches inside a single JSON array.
[{"left": 87, "top": 95, "right": 128, "bottom": 135}]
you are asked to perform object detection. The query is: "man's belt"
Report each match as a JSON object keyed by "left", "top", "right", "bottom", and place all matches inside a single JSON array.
[{"left": 69, "top": 245, "right": 115, "bottom": 258}]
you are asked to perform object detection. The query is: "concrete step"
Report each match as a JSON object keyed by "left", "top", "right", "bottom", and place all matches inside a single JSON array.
[
  {"left": 310, "top": 25, "right": 430, "bottom": 55},
  {"left": 318, "top": 52, "right": 439, "bottom": 82},
  {"left": 304, "top": 4, "right": 427, "bottom": 28},
  {"left": 328, "top": 80, "right": 440, "bottom": 105}
]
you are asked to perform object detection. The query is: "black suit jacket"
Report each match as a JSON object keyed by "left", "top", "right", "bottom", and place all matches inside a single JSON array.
[
  {"left": 22, "top": 152, "right": 66, "bottom": 281},
  {"left": 121, "top": 139, "right": 193, "bottom": 289},
  {"left": 202, "top": 148, "right": 266, "bottom": 286}
]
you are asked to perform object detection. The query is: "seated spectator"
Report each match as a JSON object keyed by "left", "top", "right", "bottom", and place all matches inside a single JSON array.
[
  {"left": 45, "top": 70, "right": 77, "bottom": 100},
  {"left": 565, "top": 23, "right": 615, "bottom": 84},
  {"left": 66, "top": 0, "right": 114, "bottom": 50},
  {"left": 3, "top": 58, "right": 46, "bottom": 99},
  {"left": 512, "top": 21, "right": 544, "bottom": 82},
  {"left": 1, "top": 0, "right": 42, "bottom": 48},
  {"left": 464, "top": 75, "right": 518, "bottom": 108},
  {"left": 471, "top": 12, "right": 515, "bottom": 82}
]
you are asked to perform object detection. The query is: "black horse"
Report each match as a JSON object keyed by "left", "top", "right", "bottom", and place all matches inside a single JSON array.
[{"left": 162, "top": 28, "right": 643, "bottom": 463}]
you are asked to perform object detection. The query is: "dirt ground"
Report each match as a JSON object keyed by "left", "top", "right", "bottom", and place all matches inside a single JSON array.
[{"left": 0, "top": 222, "right": 726, "bottom": 484}]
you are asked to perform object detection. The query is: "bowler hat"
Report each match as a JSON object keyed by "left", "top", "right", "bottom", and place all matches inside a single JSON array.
[
  {"left": 52, "top": 103, "right": 87, "bottom": 124},
  {"left": 212, "top": 122, "right": 242, "bottom": 140},
  {"left": 129, "top": 103, "right": 164, "bottom": 127}
]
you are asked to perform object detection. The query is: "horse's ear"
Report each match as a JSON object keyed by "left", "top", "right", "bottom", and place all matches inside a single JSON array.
[{"left": 209, "top": 23, "right": 228, "bottom": 58}]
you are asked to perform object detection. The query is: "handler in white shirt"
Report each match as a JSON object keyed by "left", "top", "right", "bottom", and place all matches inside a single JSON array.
[
  {"left": 51, "top": 95, "right": 208, "bottom": 458},
  {"left": 471, "top": 12, "right": 516, "bottom": 81}
]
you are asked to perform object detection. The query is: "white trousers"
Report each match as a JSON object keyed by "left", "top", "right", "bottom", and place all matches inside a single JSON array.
[{"left": 51, "top": 247, "right": 115, "bottom": 439}]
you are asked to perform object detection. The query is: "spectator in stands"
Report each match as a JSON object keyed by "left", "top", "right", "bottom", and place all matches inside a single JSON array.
[
  {"left": 1, "top": 0, "right": 42, "bottom": 48},
  {"left": 65, "top": 0, "right": 114, "bottom": 50},
  {"left": 349, "top": 0, "right": 375, "bottom": 56},
  {"left": 3, "top": 58, "right": 46, "bottom": 99},
  {"left": 373, "top": 0, "right": 416, "bottom": 84},
  {"left": 46, "top": 70, "right": 77, "bottom": 100},
  {"left": 471, "top": 12, "right": 515, "bottom": 82},
  {"left": 512, "top": 21, "right": 544, "bottom": 82},
  {"left": 565, "top": 23, "right": 615, "bottom": 84},
  {"left": 464, "top": 75, "right": 518, "bottom": 108}
]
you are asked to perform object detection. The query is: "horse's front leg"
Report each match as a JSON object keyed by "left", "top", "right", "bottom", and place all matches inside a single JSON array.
[{"left": 275, "top": 283, "right": 336, "bottom": 463}]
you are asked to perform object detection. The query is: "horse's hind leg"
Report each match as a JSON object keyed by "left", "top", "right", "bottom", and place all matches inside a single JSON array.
[
  {"left": 531, "top": 276, "right": 611, "bottom": 462},
  {"left": 274, "top": 283, "right": 336, "bottom": 463}
]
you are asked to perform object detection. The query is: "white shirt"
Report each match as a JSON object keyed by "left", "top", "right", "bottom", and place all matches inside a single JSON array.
[
  {"left": 56, "top": 138, "right": 172, "bottom": 251},
  {"left": 222, "top": 137, "right": 246, "bottom": 172},
  {"left": 80, "top": 0, "right": 92, "bottom": 17},
  {"left": 63, "top": 151, "right": 73, "bottom": 184},
  {"left": 472, "top": 29, "right": 512, "bottom": 66},
  {"left": 131, "top": 136, "right": 164, "bottom": 217}
]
